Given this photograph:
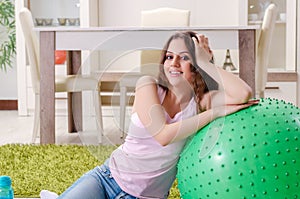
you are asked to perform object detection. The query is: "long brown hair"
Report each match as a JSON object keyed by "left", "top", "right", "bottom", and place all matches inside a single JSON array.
[{"left": 157, "top": 31, "right": 218, "bottom": 112}]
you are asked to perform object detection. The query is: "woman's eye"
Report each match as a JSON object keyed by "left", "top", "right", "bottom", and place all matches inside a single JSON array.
[
  {"left": 166, "top": 55, "right": 173, "bottom": 60},
  {"left": 181, "top": 55, "right": 190, "bottom": 61}
]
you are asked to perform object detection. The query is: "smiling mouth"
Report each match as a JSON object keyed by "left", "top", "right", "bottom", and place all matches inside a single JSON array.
[{"left": 169, "top": 71, "right": 183, "bottom": 75}]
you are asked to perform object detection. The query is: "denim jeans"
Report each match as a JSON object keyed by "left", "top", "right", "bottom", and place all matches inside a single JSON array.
[{"left": 58, "top": 162, "right": 138, "bottom": 199}]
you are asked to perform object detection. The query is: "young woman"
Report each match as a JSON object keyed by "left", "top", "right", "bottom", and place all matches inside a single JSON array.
[{"left": 56, "top": 31, "right": 256, "bottom": 199}]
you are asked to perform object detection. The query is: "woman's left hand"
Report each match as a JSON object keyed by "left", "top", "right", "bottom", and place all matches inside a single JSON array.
[{"left": 212, "top": 99, "right": 260, "bottom": 119}]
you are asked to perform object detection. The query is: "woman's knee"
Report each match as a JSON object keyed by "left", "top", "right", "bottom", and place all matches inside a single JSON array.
[{"left": 58, "top": 167, "right": 106, "bottom": 199}]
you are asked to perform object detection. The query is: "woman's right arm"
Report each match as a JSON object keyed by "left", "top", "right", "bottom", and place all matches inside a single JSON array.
[{"left": 133, "top": 76, "right": 253, "bottom": 146}]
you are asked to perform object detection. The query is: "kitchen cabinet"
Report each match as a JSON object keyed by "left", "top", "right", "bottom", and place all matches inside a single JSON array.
[{"left": 248, "top": 0, "right": 297, "bottom": 72}]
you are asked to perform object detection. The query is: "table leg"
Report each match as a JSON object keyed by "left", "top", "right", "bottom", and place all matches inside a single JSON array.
[
  {"left": 238, "top": 29, "right": 256, "bottom": 97},
  {"left": 40, "top": 32, "right": 55, "bottom": 144},
  {"left": 67, "top": 51, "right": 83, "bottom": 132}
]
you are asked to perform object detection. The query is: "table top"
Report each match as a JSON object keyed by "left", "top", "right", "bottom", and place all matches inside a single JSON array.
[
  {"left": 34, "top": 25, "right": 260, "bottom": 32},
  {"left": 35, "top": 25, "right": 260, "bottom": 51}
]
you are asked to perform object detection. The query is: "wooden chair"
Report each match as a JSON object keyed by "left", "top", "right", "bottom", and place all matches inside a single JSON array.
[
  {"left": 19, "top": 8, "right": 103, "bottom": 143},
  {"left": 255, "top": 3, "right": 278, "bottom": 98},
  {"left": 119, "top": 7, "right": 190, "bottom": 137}
]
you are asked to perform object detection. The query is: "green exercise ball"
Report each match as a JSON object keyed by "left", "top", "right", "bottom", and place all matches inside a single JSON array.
[{"left": 177, "top": 98, "right": 300, "bottom": 198}]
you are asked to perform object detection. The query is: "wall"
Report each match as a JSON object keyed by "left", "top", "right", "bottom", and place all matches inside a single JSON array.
[
  {"left": 0, "top": 59, "right": 17, "bottom": 99},
  {"left": 0, "top": 0, "right": 17, "bottom": 101}
]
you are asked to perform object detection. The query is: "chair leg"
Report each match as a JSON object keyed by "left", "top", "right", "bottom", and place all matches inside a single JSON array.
[
  {"left": 95, "top": 89, "right": 103, "bottom": 143},
  {"left": 32, "top": 94, "right": 40, "bottom": 143},
  {"left": 120, "top": 85, "right": 127, "bottom": 138},
  {"left": 257, "top": 91, "right": 265, "bottom": 99}
]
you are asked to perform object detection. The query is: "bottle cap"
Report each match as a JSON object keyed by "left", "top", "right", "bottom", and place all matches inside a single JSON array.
[{"left": 0, "top": 176, "right": 12, "bottom": 186}]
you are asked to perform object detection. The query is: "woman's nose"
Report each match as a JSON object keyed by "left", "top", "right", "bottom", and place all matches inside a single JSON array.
[{"left": 171, "top": 55, "right": 180, "bottom": 67}]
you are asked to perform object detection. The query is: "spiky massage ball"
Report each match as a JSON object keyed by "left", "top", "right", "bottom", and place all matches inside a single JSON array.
[{"left": 177, "top": 98, "right": 300, "bottom": 198}]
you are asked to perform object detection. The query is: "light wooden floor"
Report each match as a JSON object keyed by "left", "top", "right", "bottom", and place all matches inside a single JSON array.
[{"left": 0, "top": 107, "right": 127, "bottom": 199}]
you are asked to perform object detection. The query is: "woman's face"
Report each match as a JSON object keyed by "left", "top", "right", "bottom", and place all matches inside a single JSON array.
[{"left": 164, "top": 38, "right": 193, "bottom": 87}]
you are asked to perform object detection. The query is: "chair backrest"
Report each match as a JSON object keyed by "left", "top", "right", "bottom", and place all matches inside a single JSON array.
[
  {"left": 141, "top": 7, "right": 190, "bottom": 27},
  {"left": 255, "top": 3, "right": 278, "bottom": 98},
  {"left": 19, "top": 7, "right": 40, "bottom": 94},
  {"left": 140, "top": 7, "right": 190, "bottom": 76}
]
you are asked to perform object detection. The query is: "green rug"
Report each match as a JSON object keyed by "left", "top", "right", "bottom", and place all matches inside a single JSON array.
[{"left": 0, "top": 144, "right": 180, "bottom": 198}]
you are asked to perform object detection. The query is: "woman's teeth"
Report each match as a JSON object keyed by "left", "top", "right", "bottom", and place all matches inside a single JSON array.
[{"left": 170, "top": 71, "right": 182, "bottom": 74}]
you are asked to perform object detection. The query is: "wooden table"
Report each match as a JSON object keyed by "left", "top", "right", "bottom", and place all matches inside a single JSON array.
[{"left": 35, "top": 26, "right": 259, "bottom": 144}]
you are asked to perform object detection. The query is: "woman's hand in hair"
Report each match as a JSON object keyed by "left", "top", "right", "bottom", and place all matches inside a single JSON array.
[
  {"left": 192, "top": 34, "right": 214, "bottom": 64},
  {"left": 192, "top": 33, "right": 252, "bottom": 105}
]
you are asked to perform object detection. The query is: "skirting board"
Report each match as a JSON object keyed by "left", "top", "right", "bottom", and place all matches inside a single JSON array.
[{"left": 0, "top": 100, "right": 18, "bottom": 110}]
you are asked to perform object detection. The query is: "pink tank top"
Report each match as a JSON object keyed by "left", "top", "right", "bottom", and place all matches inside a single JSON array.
[{"left": 109, "top": 86, "right": 197, "bottom": 199}]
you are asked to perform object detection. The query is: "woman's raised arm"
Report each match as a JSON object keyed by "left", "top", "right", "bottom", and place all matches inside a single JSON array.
[{"left": 192, "top": 35, "right": 252, "bottom": 105}]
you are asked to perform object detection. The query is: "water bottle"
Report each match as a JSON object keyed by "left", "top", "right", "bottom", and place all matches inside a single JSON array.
[{"left": 0, "top": 176, "right": 14, "bottom": 199}]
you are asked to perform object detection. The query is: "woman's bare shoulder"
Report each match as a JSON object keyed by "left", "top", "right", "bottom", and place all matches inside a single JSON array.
[
  {"left": 135, "top": 75, "right": 157, "bottom": 90},
  {"left": 132, "top": 75, "right": 160, "bottom": 114}
]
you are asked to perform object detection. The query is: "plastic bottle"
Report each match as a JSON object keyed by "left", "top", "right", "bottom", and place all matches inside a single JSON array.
[{"left": 0, "top": 176, "right": 14, "bottom": 199}]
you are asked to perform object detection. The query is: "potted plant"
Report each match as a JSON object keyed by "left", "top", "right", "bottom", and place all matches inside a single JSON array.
[{"left": 0, "top": 0, "right": 16, "bottom": 72}]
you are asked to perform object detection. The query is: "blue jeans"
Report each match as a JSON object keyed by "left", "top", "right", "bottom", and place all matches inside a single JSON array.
[{"left": 58, "top": 162, "right": 138, "bottom": 199}]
